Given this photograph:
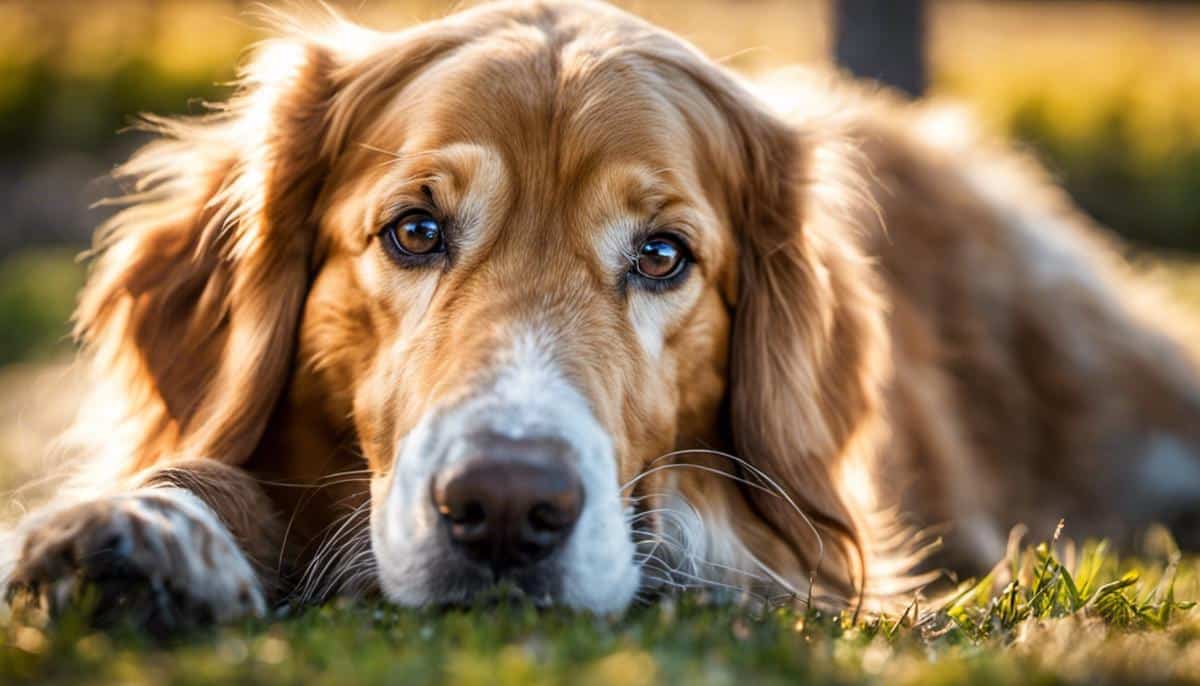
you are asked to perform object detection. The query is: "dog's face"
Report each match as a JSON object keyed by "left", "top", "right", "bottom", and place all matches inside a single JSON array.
[
  {"left": 301, "top": 6, "right": 738, "bottom": 611},
  {"left": 83, "top": 1, "right": 882, "bottom": 615}
]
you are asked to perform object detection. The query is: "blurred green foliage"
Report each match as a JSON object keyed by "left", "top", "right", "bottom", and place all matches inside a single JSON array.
[
  {"left": 0, "top": 1, "right": 242, "bottom": 155},
  {"left": 0, "top": 1, "right": 1195, "bottom": 249},
  {"left": 0, "top": 249, "right": 85, "bottom": 365},
  {"left": 0, "top": 1, "right": 1199, "bottom": 366},
  {"left": 0, "top": 58, "right": 229, "bottom": 158},
  {"left": 1, "top": 1, "right": 1197, "bottom": 250},
  {"left": 932, "top": 7, "right": 1200, "bottom": 253},
  {"left": 1009, "top": 97, "right": 1200, "bottom": 252}
]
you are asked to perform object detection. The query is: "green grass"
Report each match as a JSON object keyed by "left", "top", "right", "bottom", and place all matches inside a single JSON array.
[{"left": 3, "top": 533, "right": 1200, "bottom": 686}]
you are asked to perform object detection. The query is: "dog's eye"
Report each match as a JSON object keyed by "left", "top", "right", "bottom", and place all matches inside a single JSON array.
[
  {"left": 382, "top": 212, "right": 445, "bottom": 261},
  {"left": 635, "top": 234, "right": 688, "bottom": 281}
]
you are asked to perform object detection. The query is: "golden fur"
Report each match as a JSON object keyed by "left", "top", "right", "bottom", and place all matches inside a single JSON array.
[{"left": 8, "top": 0, "right": 1200, "bottom": 616}]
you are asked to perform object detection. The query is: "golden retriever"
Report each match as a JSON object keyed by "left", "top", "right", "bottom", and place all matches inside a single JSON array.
[{"left": 5, "top": 0, "right": 1200, "bottom": 623}]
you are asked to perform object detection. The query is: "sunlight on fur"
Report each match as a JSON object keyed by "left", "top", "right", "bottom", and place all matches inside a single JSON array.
[{"left": 3, "top": 1, "right": 1200, "bottom": 626}]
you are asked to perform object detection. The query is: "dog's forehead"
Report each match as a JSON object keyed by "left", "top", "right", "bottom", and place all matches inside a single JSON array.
[
  {"left": 386, "top": 24, "right": 699, "bottom": 187},
  {"left": 326, "top": 11, "right": 734, "bottom": 268}
]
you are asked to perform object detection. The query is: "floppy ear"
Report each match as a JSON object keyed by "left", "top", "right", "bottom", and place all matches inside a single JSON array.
[
  {"left": 720, "top": 94, "right": 891, "bottom": 601},
  {"left": 630, "top": 39, "right": 893, "bottom": 599},
  {"left": 76, "top": 37, "right": 339, "bottom": 471}
]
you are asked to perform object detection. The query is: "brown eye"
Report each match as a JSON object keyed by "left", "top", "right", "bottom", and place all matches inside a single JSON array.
[
  {"left": 384, "top": 212, "right": 444, "bottom": 259},
  {"left": 635, "top": 235, "right": 687, "bottom": 281}
]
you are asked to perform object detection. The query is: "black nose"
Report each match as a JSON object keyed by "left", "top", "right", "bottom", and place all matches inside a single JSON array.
[{"left": 432, "top": 435, "right": 584, "bottom": 571}]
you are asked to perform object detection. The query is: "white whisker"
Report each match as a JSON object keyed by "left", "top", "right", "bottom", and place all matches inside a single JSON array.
[
  {"left": 620, "top": 463, "right": 779, "bottom": 498},
  {"left": 295, "top": 501, "right": 372, "bottom": 603},
  {"left": 628, "top": 448, "right": 826, "bottom": 607}
]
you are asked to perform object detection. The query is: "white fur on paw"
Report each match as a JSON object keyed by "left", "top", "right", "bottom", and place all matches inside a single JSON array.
[{"left": 9, "top": 487, "right": 265, "bottom": 623}]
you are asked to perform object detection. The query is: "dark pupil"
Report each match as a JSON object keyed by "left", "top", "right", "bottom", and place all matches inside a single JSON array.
[
  {"left": 398, "top": 216, "right": 441, "bottom": 254},
  {"left": 638, "top": 238, "right": 681, "bottom": 278}
]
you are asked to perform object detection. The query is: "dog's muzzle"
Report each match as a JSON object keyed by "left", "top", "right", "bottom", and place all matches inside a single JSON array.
[{"left": 371, "top": 333, "right": 639, "bottom": 612}]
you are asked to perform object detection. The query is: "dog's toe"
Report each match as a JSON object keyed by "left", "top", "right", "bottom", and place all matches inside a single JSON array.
[{"left": 7, "top": 490, "right": 265, "bottom": 630}]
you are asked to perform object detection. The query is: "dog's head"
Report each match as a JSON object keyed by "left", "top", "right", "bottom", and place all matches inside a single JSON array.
[{"left": 79, "top": 1, "right": 889, "bottom": 612}]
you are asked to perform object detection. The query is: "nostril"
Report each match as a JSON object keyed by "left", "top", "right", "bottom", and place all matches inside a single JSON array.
[
  {"left": 441, "top": 500, "right": 488, "bottom": 541},
  {"left": 456, "top": 501, "right": 486, "bottom": 527},
  {"left": 526, "top": 495, "right": 581, "bottom": 534},
  {"left": 527, "top": 502, "right": 565, "bottom": 533},
  {"left": 440, "top": 499, "right": 485, "bottom": 526},
  {"left": 520, "top": 498, "right": 580, "bottom": 560}
]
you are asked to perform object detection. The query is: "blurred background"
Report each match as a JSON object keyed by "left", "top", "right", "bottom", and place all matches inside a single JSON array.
[{"left": 1, "top": 0, "right": 1199, "bottom": 494}]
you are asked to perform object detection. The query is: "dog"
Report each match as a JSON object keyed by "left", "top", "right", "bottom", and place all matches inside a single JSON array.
[{"left": 5, "top": 0, "right": 1200, "bottom": 623}]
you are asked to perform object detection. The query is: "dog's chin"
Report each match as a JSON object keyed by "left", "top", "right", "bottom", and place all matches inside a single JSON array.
[
  {"left": 426, "top": 564, "right": 563, "bottom": 609},
  {"left": 373, "top": 539, "right": 641, "bottom": 613},
  {"left": 378, "top": 560, "right": 578, "bottom": 610}
]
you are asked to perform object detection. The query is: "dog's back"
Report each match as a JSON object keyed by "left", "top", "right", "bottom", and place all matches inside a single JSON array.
[{"left": 771, "top": 74, "right": 1200, "bottom": 570}]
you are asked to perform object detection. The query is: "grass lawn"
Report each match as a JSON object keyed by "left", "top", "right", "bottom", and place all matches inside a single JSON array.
[{"left": 2, "top": 533, "right": 1200, "bottom": 684}]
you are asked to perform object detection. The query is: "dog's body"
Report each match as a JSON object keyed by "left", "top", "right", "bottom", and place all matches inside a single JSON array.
[
  {"left": 845, "top": 101, "right": 1200, "bottom": 570},
  {"left": 6, "top": 1, "right": 1200, "bottom": 622}
]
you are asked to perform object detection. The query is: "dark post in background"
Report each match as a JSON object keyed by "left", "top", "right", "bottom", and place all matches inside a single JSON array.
[{"left": 833, "top": 0, "right": 927, "bottom": 97}]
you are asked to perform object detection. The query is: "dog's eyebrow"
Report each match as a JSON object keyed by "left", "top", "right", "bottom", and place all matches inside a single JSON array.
[
  {"left": 629, "top": 171, "right": 709, "bottom": 242},
  {"left": 356, "top": 143, "right": 439, "bottom": 165},
  {"left": 621, "top": 166, "right": 688, "bottom": 215}
]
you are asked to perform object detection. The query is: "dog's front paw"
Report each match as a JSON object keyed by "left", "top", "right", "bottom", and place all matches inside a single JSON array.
[{"left": 7, "top": 489, "right": 265, "bottom": 629}]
